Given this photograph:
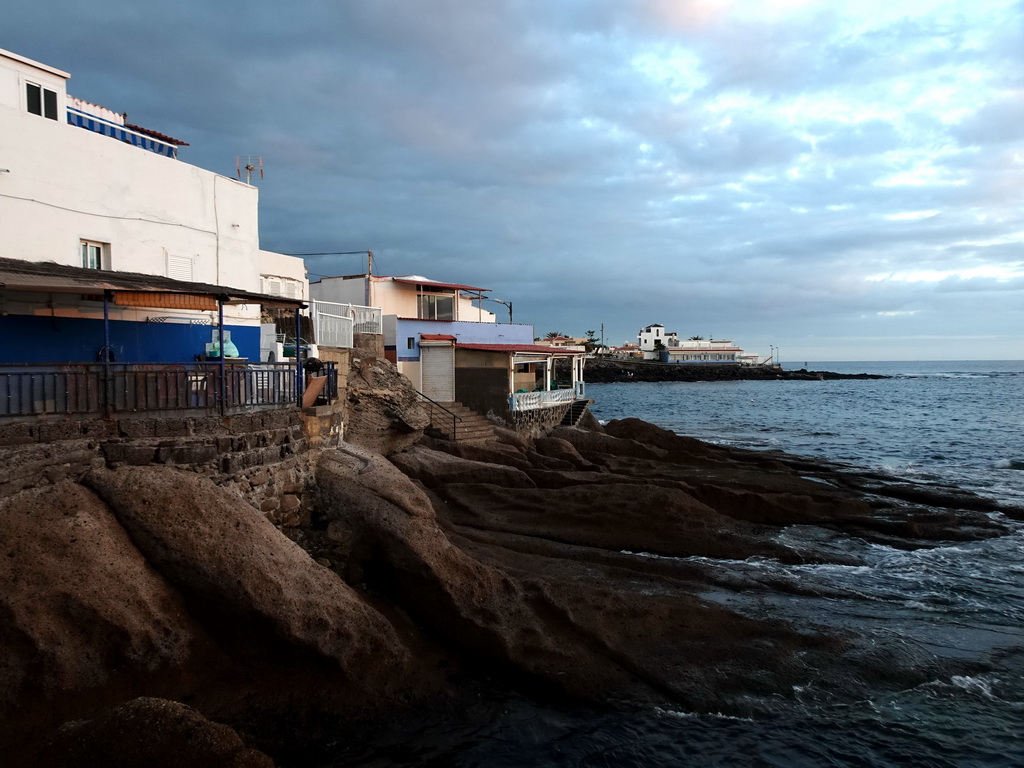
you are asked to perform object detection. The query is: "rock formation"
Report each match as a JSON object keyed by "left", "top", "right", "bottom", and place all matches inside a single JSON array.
[{"left": 2, "top": 410, "right": 1014, "bottom": 765}]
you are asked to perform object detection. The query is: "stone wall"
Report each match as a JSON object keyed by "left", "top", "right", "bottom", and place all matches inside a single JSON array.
[
  {"left": 507, "top": 402, "right": 572, "bottom": 438},
  {"left": 0, "top": 403, "right": 345, "bottom": 532}
]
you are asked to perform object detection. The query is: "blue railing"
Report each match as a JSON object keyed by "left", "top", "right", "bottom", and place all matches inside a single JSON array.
[{"left": 0, "top": 362, "right": 336, "bottom": 418}]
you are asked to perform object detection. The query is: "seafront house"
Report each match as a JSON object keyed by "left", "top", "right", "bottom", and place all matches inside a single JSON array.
[
  {"left": 0, "top": 47, "right": 329, "bottom": 418},
  {"left": 638, "top": 323, "right": 747, "bottom": 364},
  {"left": 310, "top": 272, "right": 588, "bottom": 435}
]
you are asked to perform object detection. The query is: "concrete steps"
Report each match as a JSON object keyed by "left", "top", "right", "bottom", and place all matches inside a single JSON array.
[
  {"left": 560, "top": 399, "right": 592, "bottom": 427},
  {"left": 427, "top": 401, "right": 496, "bottom": 442}
]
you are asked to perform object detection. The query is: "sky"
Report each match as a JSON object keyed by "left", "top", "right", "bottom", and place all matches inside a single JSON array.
[{"left": 6, "top": 0, "right": 1024, "bottom": 361}]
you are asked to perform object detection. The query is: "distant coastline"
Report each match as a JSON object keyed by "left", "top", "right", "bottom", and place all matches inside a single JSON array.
[{"left": 584, "top": 359, "right": 888, "bottom": 383}]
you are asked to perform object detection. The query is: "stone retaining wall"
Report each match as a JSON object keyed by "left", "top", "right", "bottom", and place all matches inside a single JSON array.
[
  {"left": 505, "top": 402, "right": 573, "bottom": 438},
  {"left": 0, "top": 404, "right": 344, "bottom": 532}
]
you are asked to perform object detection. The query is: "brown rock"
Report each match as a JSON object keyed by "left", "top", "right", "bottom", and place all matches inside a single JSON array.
[
  {"left": 344, "top": 358, "right": 429, "bottom": 455},
  {"left": 82, "top": 466, "right": 414, "bottom": 687},
  {"left": 0, "top": 482, "right": 212, "bottom": 750},
  {"left": 38, "top": 697, "right": 274, "bottom": 768},
  {"left": 439, "top": 482, "right": 801, "bottom": 562},
  {"left": 390, "top": 445, "right": 537, "bottom": 490},
  {"left": 548, "top": 425, "right": 668, "bottom": 461}
]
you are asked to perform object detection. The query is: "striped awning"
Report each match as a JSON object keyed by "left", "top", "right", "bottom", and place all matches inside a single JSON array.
[{"left": 67, "top": 107, "right": 183, "bottom": 158}]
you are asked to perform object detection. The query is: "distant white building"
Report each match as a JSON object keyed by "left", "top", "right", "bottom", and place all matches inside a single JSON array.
[
  {"left": 637, "top": 324, "right": 678, "bottom": 359},
  {"left": 637, "top": 323, "right": 750, "bottom": 364}
]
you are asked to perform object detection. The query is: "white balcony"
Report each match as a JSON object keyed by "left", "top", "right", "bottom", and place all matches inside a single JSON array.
[
  {"left": 311, "top": 301, "right": 383, "bottom": 348},
  {"left": 509, "top": 382, "right": 585, "bottom": 411}
]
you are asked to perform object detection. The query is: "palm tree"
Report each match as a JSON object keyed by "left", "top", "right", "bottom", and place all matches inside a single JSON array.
[
  {"left": 545, "top": 331, "right": 564, "bottom": 339},
  {"left": 688, "top": 335, "right": 705, "bottom": 340}
]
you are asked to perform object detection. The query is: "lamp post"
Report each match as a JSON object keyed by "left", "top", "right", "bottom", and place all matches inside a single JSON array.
[{"left": 484, "top": 298, "right": 513, "bottom": 323}]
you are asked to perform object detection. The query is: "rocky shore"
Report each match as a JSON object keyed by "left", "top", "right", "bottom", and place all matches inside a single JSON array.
[
  {"left": 1, "top": 362, "right": 1015, "bottom": 766},
  {"left": 584, "top": 359, "right": 888, "bottom": 382}
]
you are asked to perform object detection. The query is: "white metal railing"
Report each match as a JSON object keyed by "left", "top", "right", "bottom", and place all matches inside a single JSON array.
[
  {"left": 509, "top": 388, "right": 578, "bottom": 411},
  {"left": 315, "top": 312, "right": 354, "bottom": 349},
  {"left": 311, "top": 301, "right": 382, "bottom": 347}
]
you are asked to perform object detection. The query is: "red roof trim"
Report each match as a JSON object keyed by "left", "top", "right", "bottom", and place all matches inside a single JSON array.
[
  {"left": 390, "top": 277, "right": 489, "bottom": 293},
  {"left": 420, "top": 333, "right": 457, "bottom": 341},
  {"left": 457, "top": 343, "right": 586, "bottom": 355},
  {"left": 124, "top": 122, "right": 189, "bottom": 146}
]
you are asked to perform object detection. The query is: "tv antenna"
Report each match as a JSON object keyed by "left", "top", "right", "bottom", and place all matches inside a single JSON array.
[{"left": 236, "top": 155, "right": 264, "bottom": 185}]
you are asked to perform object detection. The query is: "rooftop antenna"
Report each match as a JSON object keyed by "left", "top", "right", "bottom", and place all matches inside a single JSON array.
[{"left": 236, "top": 155, "right": 264, "bottom": 185}]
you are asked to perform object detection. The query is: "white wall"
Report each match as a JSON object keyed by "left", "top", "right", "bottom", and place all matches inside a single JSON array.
[
  {"left": 0, "top": 50, "right": 68, "bottom": 113},
  {"left": 0, "top": 105, "right": 260, "bottom": 290},
  {"left": 310, "top": 276, "right": 369, "bottom": 306},
  {"left": 0, "top": 50, "right": 265, "bottom": 303},
  {"left": 259, "top": 249, "right": 308, "bottom": 300}
]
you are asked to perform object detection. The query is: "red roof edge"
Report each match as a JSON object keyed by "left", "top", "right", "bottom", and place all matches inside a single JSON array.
[
  {"left": 124, "top": 122, "right": 189, "bottom": 146},
  {"left": 420, "top": 334, "right": 457, "bottom": 341},
  {"left": 456, "top": 343, "right": 586, "bottom": 355}
]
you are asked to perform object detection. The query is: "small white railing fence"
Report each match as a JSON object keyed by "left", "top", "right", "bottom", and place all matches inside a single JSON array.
[
  {"left": 310, "top": 302, "right": 382, "bottom": 348},
  {"left": 508, "top": 384, "right": 584, "bottom": 411}
]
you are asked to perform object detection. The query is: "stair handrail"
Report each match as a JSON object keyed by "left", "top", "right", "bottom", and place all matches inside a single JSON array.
[{"left": 414, "top": 389, "right": 462, "bottom": 438}]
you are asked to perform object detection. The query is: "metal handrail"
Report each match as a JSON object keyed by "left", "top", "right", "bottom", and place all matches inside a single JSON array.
[{"left": 414, "top": 389, "right": 462, "bottom": 438}]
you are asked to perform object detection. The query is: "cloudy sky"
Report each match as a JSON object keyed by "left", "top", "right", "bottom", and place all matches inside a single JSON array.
[{"left": 7, "top": 0, "right": 1024, "bottom": 361}]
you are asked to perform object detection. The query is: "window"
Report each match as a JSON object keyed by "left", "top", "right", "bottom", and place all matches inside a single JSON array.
[
  {"left": 407, "top": 337, "right": 416, "bottom": 350},
  {"left": 80, "top": 240, "right": 105, "bottom": 270},
  {"left": 26, "top": 83, "right": 58, "bottom": 120},
  {"left": 417, "top": 293, "right": 454, "bottom": 321}
]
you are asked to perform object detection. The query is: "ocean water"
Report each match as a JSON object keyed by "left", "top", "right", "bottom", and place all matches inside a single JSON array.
[
  {"left": 589, "top": 360, "right": 1024, "bottom": 507},
  {"left": 317, "top": 361, "right": 1024, "bottom": 768}
]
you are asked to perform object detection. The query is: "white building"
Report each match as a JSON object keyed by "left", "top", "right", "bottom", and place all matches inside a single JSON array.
[
  {"left": 637, "top": 323, "right": 679, "bottom": 359},
  {"left": 311, "top": 272, "right": 585, "bottom": 423},
  {"left": 637, "top": 322, "right": 748, "bottom": 364},
  {"left": 0, "top": 47, "right": 308, "bottom": 363}
]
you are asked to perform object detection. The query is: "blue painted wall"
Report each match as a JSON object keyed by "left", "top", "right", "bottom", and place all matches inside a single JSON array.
[
  {"left": 0, "top": 315, "right": 260, "bottom": 363},
  {"left": 394, "top": 319, "right": 535, "bottom": 362}
]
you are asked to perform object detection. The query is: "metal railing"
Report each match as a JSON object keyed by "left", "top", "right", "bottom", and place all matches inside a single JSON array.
[
  {"left": 0, "top": 362, "right": 336, "bottom": 418},
  {"left": 508, "top": 384, "right": 584, "bottom": 412},
  {"left": 313, "top": 312, "right": 354, "bottom": 349},
  {"left": 414, "top": 389, "right": 462, "bottom": 437},
  {"left": 311, "top": 301, "right": 383, "bottom": 344}
]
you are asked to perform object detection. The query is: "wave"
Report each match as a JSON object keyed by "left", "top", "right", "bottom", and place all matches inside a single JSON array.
[{"left": 995, "top": 459, "right": 1024, "bottom": 470}]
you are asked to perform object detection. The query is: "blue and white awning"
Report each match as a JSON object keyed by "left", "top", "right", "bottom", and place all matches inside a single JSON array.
[{"left": 67, "top": 107, "right": 180, "bottom": 158}]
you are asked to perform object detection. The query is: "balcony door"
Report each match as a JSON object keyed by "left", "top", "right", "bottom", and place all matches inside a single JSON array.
[{"left": 421, "top": 343, "right": 455, "bottom": 402}]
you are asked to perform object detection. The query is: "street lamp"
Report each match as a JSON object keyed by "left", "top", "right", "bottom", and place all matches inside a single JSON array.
[{"left": 483, "top": 297, "right": 513, "bottom": 323}]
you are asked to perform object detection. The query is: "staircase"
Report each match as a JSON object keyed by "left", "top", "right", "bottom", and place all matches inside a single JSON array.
[
  {"left": 560, "top": 398, "right": 591, "bottom": 427},
  {"left": 425, "top": 401, "right": 496, "bottom": 442}
]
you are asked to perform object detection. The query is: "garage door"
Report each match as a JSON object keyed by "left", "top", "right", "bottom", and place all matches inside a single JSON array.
[{"left": 421, "top": 344, "right": 455, "bottom": 402}]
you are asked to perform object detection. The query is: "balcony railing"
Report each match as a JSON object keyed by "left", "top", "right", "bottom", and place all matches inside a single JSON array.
[
  {"left": 311, "top": 301, "right": 382, "bottom": 346},
  {"left": 508, "top": 383, "right": 585, "bottom": 411},
  {"left": 0, "top": 362, "right": 336, "bottom": 419}
]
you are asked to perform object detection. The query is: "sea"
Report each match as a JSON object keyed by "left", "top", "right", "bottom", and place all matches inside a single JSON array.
[{"left": 318, "top": 360, "right": 1024, "bottom": 768}]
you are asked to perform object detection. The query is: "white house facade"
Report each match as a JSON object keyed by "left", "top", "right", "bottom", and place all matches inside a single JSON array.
[{"left": 0, "top": 48, "right": 307, "bottom": 364}]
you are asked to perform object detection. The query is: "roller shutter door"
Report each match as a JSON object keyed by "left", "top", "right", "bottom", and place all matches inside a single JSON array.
[{"left": 421, "top": 344, "right": 455, "bottom": 402}]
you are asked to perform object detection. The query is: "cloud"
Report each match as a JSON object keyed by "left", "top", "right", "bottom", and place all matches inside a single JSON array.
[{"left": 4, "top": 0, "right": 1024, "bottom": 360}]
